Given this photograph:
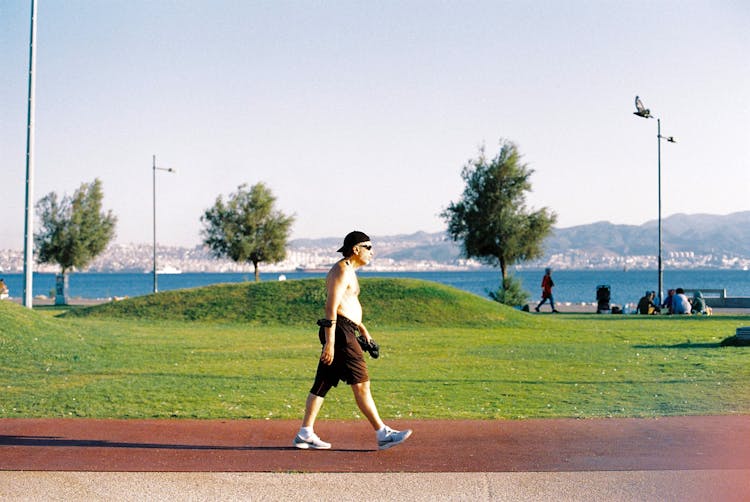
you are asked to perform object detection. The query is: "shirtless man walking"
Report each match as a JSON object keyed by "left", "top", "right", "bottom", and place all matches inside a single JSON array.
[{"left": 293, "top": 231, "right": 412, "bottom": 450}]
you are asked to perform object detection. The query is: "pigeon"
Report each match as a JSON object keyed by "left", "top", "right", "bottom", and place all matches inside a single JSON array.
[{"left": 634, "top": 95, "right": 651, "bottom": 118}]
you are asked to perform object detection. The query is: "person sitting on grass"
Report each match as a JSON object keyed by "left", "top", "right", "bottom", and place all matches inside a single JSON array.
[
  {"left": 672, "top": 288, "right": 692, "bottom": 315},
  {"left": 661, "top": 289, "right": 676, "bottom": 314},
  {"left": 690, "top": 291, "right": 711, "bottom": 315},
  {"left": 637, "top": 291, "right": 660, "bottom": 315}
]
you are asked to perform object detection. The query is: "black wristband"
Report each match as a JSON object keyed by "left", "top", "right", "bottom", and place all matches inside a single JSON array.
[{"left": 316, "top": 319, "right": 336, "bottom": 328}]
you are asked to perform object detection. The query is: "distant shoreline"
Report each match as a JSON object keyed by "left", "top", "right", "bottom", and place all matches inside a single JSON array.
[
  {"left": 3, "top": 269, "right": 749, "bottom": 309},
  {"left": 2, "top": 265, "right": 749, "bottom": 274}
]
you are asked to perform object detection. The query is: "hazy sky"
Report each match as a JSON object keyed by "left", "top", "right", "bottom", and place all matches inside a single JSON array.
[{"left": 2, "top": 0, "right": 748, "bottom": 249}]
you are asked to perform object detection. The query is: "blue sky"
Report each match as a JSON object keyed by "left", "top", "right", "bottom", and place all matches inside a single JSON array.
[{"left": 2, "top": 0, "right": 748, "bottom": 248}]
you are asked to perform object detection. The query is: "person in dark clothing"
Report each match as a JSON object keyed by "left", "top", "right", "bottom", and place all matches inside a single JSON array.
[
  {"left": 535, "top": 268, "right": 559, "bottom": 313},
  {"left": 637, "top": 290, "right": 660, "bottom": 314}
]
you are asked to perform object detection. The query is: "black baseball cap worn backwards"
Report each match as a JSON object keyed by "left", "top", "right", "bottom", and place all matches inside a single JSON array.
[{"left": 337, "top": 231, "right": 370, "bottom": 253}]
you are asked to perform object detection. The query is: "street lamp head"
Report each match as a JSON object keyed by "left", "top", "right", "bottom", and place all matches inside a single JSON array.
[
  {"left": 154, "top": 166, "right": 177, "bottom": 173},
  {"left": 666, "top": 136, "right": 676, "bottom": 143},
  {"left": 633, "top": 95, "right": 651, "bottom": 118}
]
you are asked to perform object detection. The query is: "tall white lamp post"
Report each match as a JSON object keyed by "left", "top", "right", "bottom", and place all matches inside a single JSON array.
[
  {"left": 633, "top": 96, "right": 677, "bottom": 305},
  {"left": 22, "top": 0, "right": 38, "bottom": 308},
  {"left": 152, "top": 155, "right": 175, "bottom": 293}
]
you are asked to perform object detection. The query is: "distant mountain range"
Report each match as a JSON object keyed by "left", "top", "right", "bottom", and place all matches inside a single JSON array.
[
  {"left": 292, "top": 231, "right": 461, "bottom": 261},
  {"left": 298, "top": 211, "right": 750, "bottom": 263},
  {"left": 3, "top": 212, "right": 746, "bottom": 273},
  {"left": 544, "top": 211, "right": 750, "bottom": 257}
]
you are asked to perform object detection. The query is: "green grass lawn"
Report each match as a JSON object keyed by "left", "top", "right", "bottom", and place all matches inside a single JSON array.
[{"left": 1, "top": 278, "right": 748, "bottom": 420}]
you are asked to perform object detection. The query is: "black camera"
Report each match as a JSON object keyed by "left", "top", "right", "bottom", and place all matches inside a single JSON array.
[{"left": 356, "top": 335, "right": 380, "bottom": 359}]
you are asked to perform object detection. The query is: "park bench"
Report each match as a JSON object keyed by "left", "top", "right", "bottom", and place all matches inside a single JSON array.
[
  {"left": 682, "top": 288, "right": 726, "bottom": 299},
  {"left": 682, "top": 288, "right": 750, "bottom": 309}
]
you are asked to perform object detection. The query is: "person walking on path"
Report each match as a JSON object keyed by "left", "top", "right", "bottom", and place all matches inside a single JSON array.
[
  {"left": 535, "top": 268, "right": 559, "bottom": 313},
  {"left": 294, "top": 231, "right": 412, "bottom": 451}
]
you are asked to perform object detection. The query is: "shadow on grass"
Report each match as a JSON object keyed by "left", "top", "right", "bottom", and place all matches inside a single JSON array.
[
  {"left": 380, "top": 377, "right": 721, "bottom": 385},
  {"left": 633, "top": 342, "right": 723, "bottom": 349},
  {"left": 635, "top": 336, "right": 750, "bottom": 349}
]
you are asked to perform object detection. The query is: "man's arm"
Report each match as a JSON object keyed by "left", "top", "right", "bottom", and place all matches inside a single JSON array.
[
  {"left": 357, "top": 322, "right": 373, "bottom": 343},
  {"left": 320, "top": 263, "right": 350, "bottom": 365}
]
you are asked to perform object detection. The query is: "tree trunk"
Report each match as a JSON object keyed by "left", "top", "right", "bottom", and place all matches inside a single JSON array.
[
  {"left": 253, "top": 261, "right": 260, "bottom": 282},
  {"left": 55, "top": 270, "right": 69, "bottom": 306}
]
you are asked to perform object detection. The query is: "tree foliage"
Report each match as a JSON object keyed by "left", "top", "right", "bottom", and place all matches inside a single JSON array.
[
  {"left": 442, "top": 139, "right": 557, "bottom": 291},
  {"left": 201, "top": 182, "right": 295, "bottom": 281},
  {"left": 35, "top": 178, "right": 117, "bottom": 276},
  {"left": 488, "top": 275, "right": 530, "bottom": 307}
]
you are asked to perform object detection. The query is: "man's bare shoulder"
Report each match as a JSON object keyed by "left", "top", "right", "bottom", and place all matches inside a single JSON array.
[
  {"left": 327, "top": 259, "right": 345, "bottom": 277},
  {"left": 326, "top": 260, "right": 354, "bottom": 283}
]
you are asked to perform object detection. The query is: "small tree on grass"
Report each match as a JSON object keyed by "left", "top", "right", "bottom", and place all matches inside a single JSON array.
[
  {"left": 442, "top": 139, "right": 556, "bottom": 306},
  {"left": 489, "top": 277, "right": 529, "bottom": 307},
  {"left": 35, "top": 178, "right": 117, "bottom": 303},
  {"left": 201, "top": 182, "right": 294, "bottom": 281}
]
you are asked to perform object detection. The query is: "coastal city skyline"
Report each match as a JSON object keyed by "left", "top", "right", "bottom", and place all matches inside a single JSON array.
[
  {"left": 2, "top": 241, "right": 749, "bottom": 275},
  {"left": 2, "top": 2, "right": 748, "bottom": 249},
  {"left": 2, "top": 218, "right": 749, "bottom": 274}
]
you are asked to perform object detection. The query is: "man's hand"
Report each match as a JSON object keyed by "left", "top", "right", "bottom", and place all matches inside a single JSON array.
[
  {"left": 320, "top": 343, "right": 334, "bottom": 365},
  {"left": 358, "top": 324, "right": 372, "bottom": 344}
]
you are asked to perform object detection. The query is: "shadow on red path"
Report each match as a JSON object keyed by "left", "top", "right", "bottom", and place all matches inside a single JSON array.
[{"left": 2, "top": 416, "right": 749, "bottom": 473}]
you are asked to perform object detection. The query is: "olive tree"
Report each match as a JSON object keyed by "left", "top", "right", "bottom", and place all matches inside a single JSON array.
[
  {"left": 201, "top": 182, "right": 294, "bottom": 281},
  {"left": 35, "top": 178, "right": 117, "bottom": 303},
  {"left": 442, "top": 139, "right": 556, "bottom": 305}
]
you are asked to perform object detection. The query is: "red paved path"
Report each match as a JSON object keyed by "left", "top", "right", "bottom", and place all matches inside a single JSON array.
[{"left": 2, "top": 416, "right": 749, "bottom": 473}]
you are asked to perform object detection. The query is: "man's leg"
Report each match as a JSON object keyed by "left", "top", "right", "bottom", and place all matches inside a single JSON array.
[
  {"left": 302, "top": 392, "right": 325, "bottom": 428},
  {"left": 294, "top": 392, "right": 331, "bottom": 449},
  {"left": 535, "top": 297, "right": 546, "bottom": 312},
  {"left": 351, "top": 381, "right": 385, "bottom": 430},
  {"left": 352, "top": 380, "right": 412, "bottom": 450}
]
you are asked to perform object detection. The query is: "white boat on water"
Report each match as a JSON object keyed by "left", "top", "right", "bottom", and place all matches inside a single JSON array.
[
  {"left": 295, "top": 265, "right": 330, "bottom": 273},
  {"left": 157, "top": 266, "right": 182, "bottom": 274}
]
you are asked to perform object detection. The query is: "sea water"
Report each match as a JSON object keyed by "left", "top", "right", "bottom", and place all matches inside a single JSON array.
[{"left": 1, "top": 269, "right": 748, "bottom": 306}]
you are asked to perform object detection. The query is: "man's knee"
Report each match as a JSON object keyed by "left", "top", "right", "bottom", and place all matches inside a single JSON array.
[
  {"left": 351, "top": 380, "right": 371, "bottom": 394},
  {"left": 310, "top": 380, "right": 333, "bottom": 398}
]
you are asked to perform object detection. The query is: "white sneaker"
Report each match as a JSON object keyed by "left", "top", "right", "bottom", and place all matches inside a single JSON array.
[
  {"left": 377, "top": 427, "right": 412, "bottom": 450},
  {"left": 293, "top": 433, "right": 331, "bottom": 450}
]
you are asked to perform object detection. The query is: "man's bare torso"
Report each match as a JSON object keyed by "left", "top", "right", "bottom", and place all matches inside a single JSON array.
[{"left": 326, "top": 259, "right": 363, "bottom": 325}]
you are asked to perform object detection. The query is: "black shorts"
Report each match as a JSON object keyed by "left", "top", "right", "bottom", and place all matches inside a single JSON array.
[{"left": 309, "top": 315, "right": 369, "bottom": 396}]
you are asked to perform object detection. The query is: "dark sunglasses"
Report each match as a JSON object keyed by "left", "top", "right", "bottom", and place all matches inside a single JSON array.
[{"left": 358, "top": 244, "right": 373, "bottom": 250}]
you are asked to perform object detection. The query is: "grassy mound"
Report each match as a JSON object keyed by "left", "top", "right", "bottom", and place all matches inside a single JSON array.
[
  {"left": 65, "top": 277, "right": 523, "bottom": 327},
  {"left": 0, "top": 300, "right": 63, "bottom": 336},
  {"left": 3, "top": 287, "right": 749, "bottom": 420},
  {"left": 0, "top": 301, "right": 98, "bottom": 374}
]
